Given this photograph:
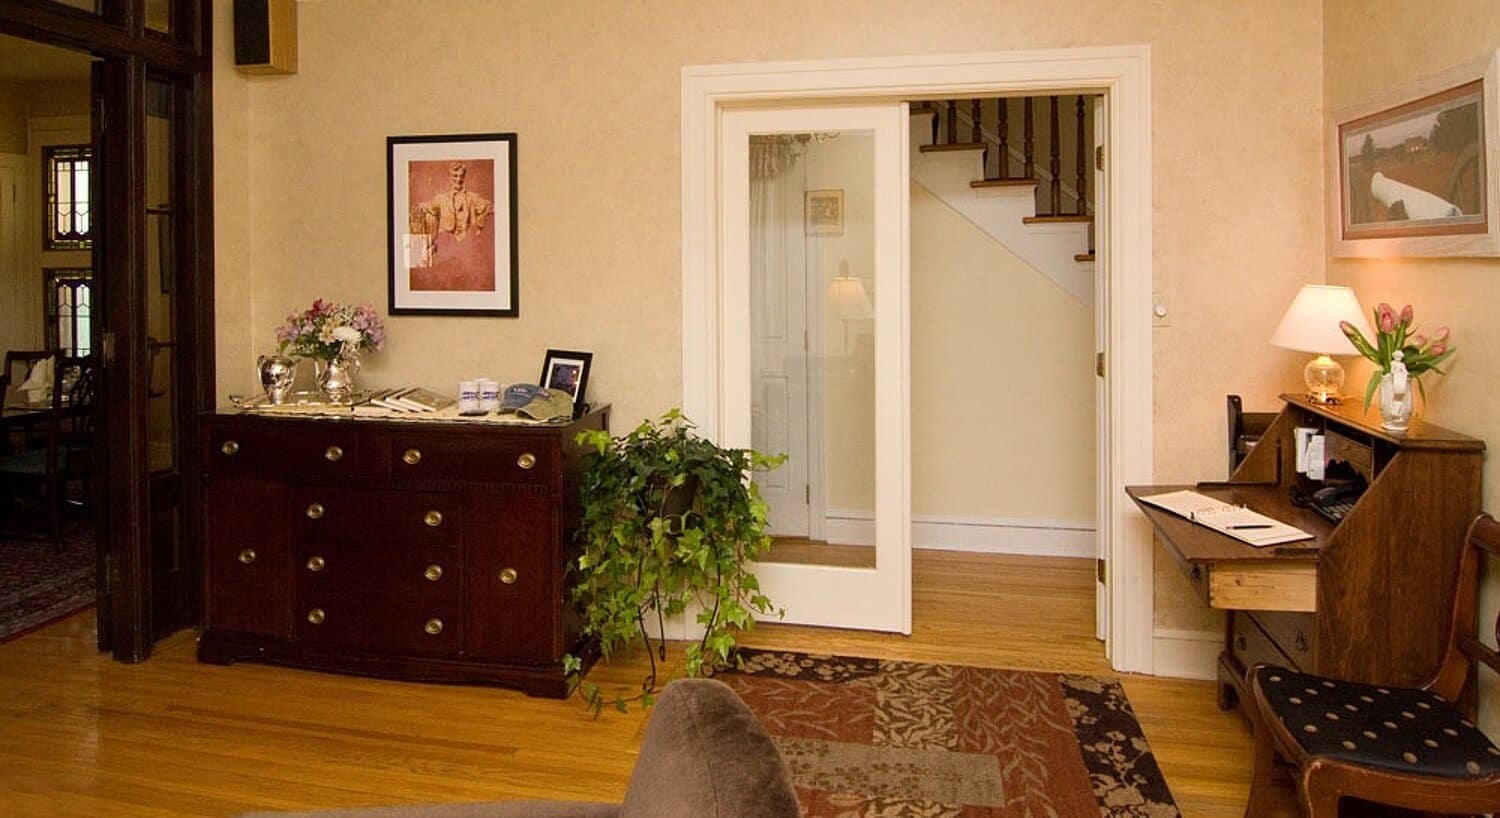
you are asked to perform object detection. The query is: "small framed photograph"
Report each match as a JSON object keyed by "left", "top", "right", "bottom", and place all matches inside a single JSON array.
[
  {"left": 1329, "top": 49, "right": 1500, "bottom": 257},
  {"left": 388, "top": 132, "right": 519, "bottom": 315},
  {"left": 540, "top": 349, "right": 593, "bottom": 407},
  {"left": 805, "top": 188, "right": 844, "bottom": 235}
]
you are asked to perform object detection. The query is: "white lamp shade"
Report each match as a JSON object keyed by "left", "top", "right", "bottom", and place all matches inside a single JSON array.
[
  {"left": 828, "top": 274, "right": 873, "bottom": 320},
  {"left": 1269, "top": 285, "right": 1373, "bottom": 355}
]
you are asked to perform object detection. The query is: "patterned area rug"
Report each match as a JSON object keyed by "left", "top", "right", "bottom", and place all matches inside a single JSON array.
[
  {"left": 0, "top": 525, "right": 95, "bottom": 643},
  {"left": 721, "top": 649, "right": 1180, "bottom": 817}
]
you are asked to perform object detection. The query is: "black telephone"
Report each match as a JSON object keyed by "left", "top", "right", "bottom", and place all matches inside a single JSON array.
[{"left": 1298, "top": 479, "right": 1367, "bottom": 523}]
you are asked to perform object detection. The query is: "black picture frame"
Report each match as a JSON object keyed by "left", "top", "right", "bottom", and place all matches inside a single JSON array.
[
  {"left": 540, "top": 349, "right": 593, "bottom": 407},
  {"left": 387, "top": 132, "right": 520, "bottom": 317}
]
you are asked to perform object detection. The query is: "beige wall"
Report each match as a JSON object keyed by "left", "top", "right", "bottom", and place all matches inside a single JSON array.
[
  {"left": 213, "top": 0, "right": 1327, "bottom": 632},
  {"left": 911, "top": 184, "right": 1096, "bottom": 520},
  {"left": 1323, "top": 0, "right": 1500, "bottom": 731}
]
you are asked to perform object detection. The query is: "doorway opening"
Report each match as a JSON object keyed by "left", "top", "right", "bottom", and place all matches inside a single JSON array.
[
  {"left": 682, "top": 48, "right": 1155, "bottom": 673},
  {"left": 0, "top": 33, "right": 100, "bottom": 644}
]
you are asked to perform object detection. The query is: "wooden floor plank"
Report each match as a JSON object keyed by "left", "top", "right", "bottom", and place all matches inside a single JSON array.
[{"left": 0, "top": 550, "right": 1298, "bottom": 816}]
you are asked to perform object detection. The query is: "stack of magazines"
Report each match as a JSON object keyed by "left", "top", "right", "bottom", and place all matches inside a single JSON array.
[{"left": 354, "top": 388, "right": 455, "bottom": 414}]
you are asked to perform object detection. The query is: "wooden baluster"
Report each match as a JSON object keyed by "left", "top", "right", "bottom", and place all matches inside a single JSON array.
[
  {"left": 946, "top": 100, "right": 957, "bottom": 145},
  {"left": 1049, "top": 96, "right": 1061, "bottom": 217},
  {"left": 971, "top": 98, "right": 986, "bottom": 178},
  {"left": 997, "top": 97, "right": 1010, "bottom": 179},
  {"left": 1076, "top": 96, "right": 1088, "bottom": 216},
  {"left": 1023, "top": 98, "right": 1034, "bottom": 179}
]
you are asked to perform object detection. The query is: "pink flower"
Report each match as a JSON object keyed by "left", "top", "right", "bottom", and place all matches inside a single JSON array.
[
  {"left": 1399, "top": 304, "right": 1413, "bottom": 325},
  {"left": 1433, "top": 326, "right": 1450, "bottom": 342},
  {"left": 1431, "top": 341, "right": 1447, "bottom": 356},
  {"left": 1339, "top": 320, "right": 1356, "bottom": 334},
  {"left": 1410, "top": 334, "right": 1427, "bottom": 348},
  {"left": 1379, "top": 311, "right": 1396, "bottom": 333}
]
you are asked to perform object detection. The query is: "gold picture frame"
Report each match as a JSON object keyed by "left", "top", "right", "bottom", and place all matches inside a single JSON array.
[{"left": 805, "top": 188, "right": 844, "bottom": 236}]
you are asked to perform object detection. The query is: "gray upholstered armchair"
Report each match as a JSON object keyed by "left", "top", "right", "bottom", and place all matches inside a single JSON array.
[{"left": 240, "top": 679, "right": 799, "bottom": 818}]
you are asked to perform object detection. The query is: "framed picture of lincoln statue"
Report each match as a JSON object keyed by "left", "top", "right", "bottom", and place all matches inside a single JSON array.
[{"left": 387, "top": 132, "right": 519, "bottom": 315}]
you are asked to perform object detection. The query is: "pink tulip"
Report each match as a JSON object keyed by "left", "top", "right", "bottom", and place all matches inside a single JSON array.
[
  {"left": 1430, "top": 341, "right": 1447, "bottom": 356},
  {"left": 1400, "top": 304, "right": 1413, "bottom": 325},
  {"left": 1410, "top": 334, "right": 1428, "bottom": 348},
  {"left": 1433, "top": 326, "right": 1450, "bottom": 342},
  {"left": 1379, "top": 312, "right": 1396, "bottom": 333},
  {"left": 1339, "top": 320, "right": 1356, "bottom": 334}
]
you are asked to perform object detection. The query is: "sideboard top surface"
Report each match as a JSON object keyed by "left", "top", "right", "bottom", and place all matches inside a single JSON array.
[
  {"left": 209, "top": 405, "right": 610, "bottom": 436},
  {"left": 1279, "top": 394, "right": 1483, "bottom": 451}
]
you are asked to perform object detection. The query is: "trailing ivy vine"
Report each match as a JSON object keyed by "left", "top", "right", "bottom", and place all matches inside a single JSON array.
[{"left": 563, "top": 409, "right": 784, "bottom": 714}]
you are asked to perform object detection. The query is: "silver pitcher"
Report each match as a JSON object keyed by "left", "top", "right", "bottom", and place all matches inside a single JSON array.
[{"left": 257, "top": 354, "right": 298, "bottom": 405}]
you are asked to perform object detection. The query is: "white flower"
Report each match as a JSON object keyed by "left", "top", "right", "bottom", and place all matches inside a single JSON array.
[{"left": 332, "top": 326, "right": 361, "bottom": 343}]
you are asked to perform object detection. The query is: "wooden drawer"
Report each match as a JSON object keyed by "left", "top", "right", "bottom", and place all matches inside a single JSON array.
[
  {"left": 296, "top": 596, "right": 461, "bottom": 656},
  {"left": 1230, "top": 611, "right": 1294, "bottom": 671},
  {"left": 1250, "top": 611, "right": 1317, "bottom": 672},
  {"left": 291, "top": 487, "right": 462, "bottom": 550},
  {"left": 209, "top": 422, "right": 359, "bottom": 481},
  {"left": 390, "top": 433, "right": 556, "bottom": 485},
  {"left": 464, "top": 490, "right": 563, "bottom": 663},
  {"left": 205, "top": 477, "right": 293, "bottom": 637},
  {"left": 296, "top": 540, "right": 460, "bottom": 605}
]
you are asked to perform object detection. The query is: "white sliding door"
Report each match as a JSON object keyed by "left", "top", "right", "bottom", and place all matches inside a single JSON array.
[{"left": 721, "top": 103, "right": 910, "bottom": 634}]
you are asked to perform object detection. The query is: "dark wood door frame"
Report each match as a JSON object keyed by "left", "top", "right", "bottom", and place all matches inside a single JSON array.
[{"left": 1, "top": 0, "right": 215, "bottom": 662}]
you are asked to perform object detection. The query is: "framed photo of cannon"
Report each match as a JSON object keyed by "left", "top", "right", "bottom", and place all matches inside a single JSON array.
[
  {"left": 1330, "top": 49, "right": 1500, "bottom": 257},
  {"left": 387, "top": 133, "right": 519, "bottom": 315}
]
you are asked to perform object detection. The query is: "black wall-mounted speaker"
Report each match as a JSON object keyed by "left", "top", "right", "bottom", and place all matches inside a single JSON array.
[{"left": 233, "top": 0, "right": 297, "bottom": 75}]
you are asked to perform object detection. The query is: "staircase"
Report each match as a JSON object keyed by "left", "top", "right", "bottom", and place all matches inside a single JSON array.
[{"left": 910, "top": 97, "right": 1097, "bottom": 305}]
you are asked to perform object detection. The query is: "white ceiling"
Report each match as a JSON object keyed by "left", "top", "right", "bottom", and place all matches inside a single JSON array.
[{"left": 0, "top": 33, "right": 94, "bottom": 83}]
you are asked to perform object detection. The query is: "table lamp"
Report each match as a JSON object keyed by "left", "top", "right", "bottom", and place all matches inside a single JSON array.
[
  {"left": 827, "top": 260, "right": 873, "bottom": 356},
  {"left": 1269, "top": 284, "right": 1373, "bottom": 404}
]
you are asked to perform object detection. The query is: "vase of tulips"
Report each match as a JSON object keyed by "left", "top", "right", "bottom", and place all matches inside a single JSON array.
[
  {"left": 1339, "top": 303, "right": 1454, "bottom": 432},
  {"left": 276, "top": 299, "right": 387, "bottom": 403}
]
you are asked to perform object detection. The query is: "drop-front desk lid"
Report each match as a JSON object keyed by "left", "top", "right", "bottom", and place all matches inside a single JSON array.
[{"left": 1126, "top": 484, "right": 1329, "bottom": 564}]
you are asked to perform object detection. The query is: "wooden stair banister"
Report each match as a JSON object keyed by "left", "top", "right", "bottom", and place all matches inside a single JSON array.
[
  {"left": 1048, "top": 97, "right": 1062, "bottom": 217},
  {"left": 996, "top": 97, "right": 1010, "bottom": 180},
  {"left": 1075, "top": 96, "right": 1088, "bottom": 217},
  {"left": 1023, "top": 98, "right": 1035, "bottom": 179}
]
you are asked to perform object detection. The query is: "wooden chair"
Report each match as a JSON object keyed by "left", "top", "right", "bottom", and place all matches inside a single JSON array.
[
  {"left": 0, "top": 355, "right": 97, "bottom": 551},
  {"left": 1244, "top": 513, "right": 1500, "bottom": 817},
  {"left": 1228, "top": 394, "right": 1275, "bottom": 477}
]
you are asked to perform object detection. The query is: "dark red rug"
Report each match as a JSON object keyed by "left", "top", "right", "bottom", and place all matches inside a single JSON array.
[
  {"left": 721, "top": 649, "right": 1180, "bottom": 817},
  {"left": 0, "top": 525, "right": 95, "bottom": 643}
]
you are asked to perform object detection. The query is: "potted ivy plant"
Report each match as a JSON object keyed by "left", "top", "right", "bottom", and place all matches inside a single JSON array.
[{"left": 563, "top": 409, "right": 785, "bottom": 713}]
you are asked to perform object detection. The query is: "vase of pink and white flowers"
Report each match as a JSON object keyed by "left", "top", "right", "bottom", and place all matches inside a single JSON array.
[
  {"left": 276, "top": 299, "right": 386, "bottom": 403},
  {"left": 1339, "top": 302, "right": 1454, "bottom": 432}
]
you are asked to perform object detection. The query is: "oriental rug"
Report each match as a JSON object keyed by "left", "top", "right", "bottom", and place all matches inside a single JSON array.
[
  {"left": 722, "top": 649, "right": 1180, "bottom": 818},
  {"left": 0, "top": 525, "right": 95, "bottom": 643}
]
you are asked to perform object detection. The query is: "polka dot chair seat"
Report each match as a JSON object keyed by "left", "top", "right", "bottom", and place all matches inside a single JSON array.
[{"left": 1254, "top": 664, "right": 1500, "bottom": 780}]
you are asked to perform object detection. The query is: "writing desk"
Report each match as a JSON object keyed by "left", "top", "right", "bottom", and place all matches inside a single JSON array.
[{"left": 1130, "top": 394, "right": 1483, "bottom": 712}]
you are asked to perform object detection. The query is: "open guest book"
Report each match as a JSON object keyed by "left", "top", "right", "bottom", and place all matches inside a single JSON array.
[{"left": 1135, "top": 489, "right": 1313, "bottom": 547}]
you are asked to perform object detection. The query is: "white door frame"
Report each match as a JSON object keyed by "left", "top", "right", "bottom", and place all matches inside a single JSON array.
[{"left": 681, "top": 46, "right": 1156, "bottom": 673}]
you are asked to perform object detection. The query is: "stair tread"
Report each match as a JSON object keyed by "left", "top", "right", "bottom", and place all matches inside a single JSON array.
[
  {"left": 1075, "top": 253, "right": 1096, "bottom": 263},
  {"left": 919, "top": 142, "right": 986, "bottom": 153},
  {"left": 970, "top": 178, "right": 1039, "bottom": 189},
  {"left": 1023, "top": 214, "right": 1094, "bottom": 224}
]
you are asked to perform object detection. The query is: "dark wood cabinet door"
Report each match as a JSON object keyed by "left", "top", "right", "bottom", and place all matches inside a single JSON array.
[
  {"left": 205, "top": 477, "right": 292, "bottom": 637},
  {"left": 464, "top": 489, "right": 561, "bottom": 663}
]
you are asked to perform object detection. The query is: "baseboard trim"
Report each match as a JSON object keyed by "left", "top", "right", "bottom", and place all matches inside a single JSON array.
[
  {"left": 1151, "top": 628, "right": 1222, "bottom": 681},
  {"left": 823, "top": 510, "right": 1095, "bottom": 559}
]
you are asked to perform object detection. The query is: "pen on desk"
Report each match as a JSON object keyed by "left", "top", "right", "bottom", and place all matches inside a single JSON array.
[{"left": 1228, "top": 524, "right": 1272, "bottom": 530}]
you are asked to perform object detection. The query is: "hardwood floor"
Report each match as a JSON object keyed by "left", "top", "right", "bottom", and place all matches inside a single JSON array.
[{"left": 0, "top": 551, "right": 1300, "bottom": 817}]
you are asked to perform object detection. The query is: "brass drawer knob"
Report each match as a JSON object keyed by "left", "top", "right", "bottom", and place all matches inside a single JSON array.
[
  {"left": 516, "top": 452, "right": 537, "bottom": 470},
  {"left": 307, "top": 608, "right": 326, "bottom": 625},
  {"left": 499, "top": 567, "right": 518, "bottom": 585},
  {"left": 305, "top": 502, "right": 325, "bottom": 520},
  {"left": 324, "top": 445, "right": 344, "bottom": 462},
  {"left": 424, "top": 618, "right": 444, "bottom": 635},
  {"left": 306, "top": 555, "right": 326, "bottom": 572},
  {"left": 424, "top": 564, "right": 444, "bottom": 582},
  {"left": 424, "top": 510, "right": 444, "bottom": 527},
  {"left": 237, "top": 548, "right": 257, "bottom": 565},
  {"left": 221, "top": 440, "right": 240, "bottom": 456},
  {"left": 402, "top": 448, "right": 422, "bottom": 465}
]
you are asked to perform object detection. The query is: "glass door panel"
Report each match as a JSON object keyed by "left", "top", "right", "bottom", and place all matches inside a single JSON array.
[{"left": 721, "top": 103, "right": 909, "bottom": 633}]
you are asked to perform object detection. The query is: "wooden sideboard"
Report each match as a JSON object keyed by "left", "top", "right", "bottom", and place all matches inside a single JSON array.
[
  {"left": 1131, "top": 394, "right": 1483, "bottom": 712},
  {"left": 196, "top": 407, "right": 607, "bottom": 698}
]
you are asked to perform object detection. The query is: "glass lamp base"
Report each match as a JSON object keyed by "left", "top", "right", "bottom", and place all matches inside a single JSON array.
[{"left": 1304, "top": 354, "right": 1345, "bottom": 404}]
